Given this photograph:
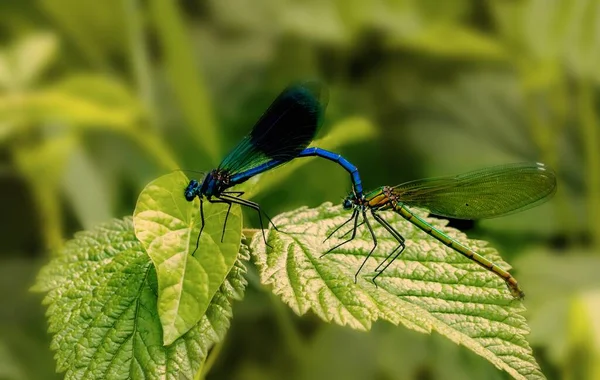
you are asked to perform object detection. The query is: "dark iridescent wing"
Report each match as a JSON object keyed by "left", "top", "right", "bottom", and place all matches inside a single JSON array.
[
  {"left": 392, "top": 163, "right": 557, "bottom": 219},
  {"left": 218, "top": 82, "right": 328, "bottom": 174}
]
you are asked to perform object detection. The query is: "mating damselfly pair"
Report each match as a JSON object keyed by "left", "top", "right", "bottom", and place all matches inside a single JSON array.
[{"left": 184, "top": 82, "right": 556, "bottom": 299}]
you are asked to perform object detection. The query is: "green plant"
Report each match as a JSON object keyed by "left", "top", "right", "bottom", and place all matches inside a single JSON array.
[
  {"left": 33, "top": 171, "right": 545, "bottom": 379},
  {"left": 4, "top": 1, "right": 600, "bottom": 378}
]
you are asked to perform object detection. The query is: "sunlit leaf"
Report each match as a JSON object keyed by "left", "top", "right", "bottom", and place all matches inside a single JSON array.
[
  {"left": 251, "top": 203, "right": 544, "bottom": 380},
  {"left": 282, "top": 0, "right": 349, "bottom": 45},
  {"left": 13, "top": 32, "right": 58, "bottom": 89},
  {"left": 0, "top": 90, "right": 138, "bottom": 133},
  {"left": 133, "top": 172, "right": 242, "bottom": 344},
  {"left": 32, "top": 217, "right": 248, "bottom": 379},
  {"left": 388, "top": 25, "right": 507, "bottom": 60},
  {"left": 51, "top": 74, "right": 141, "bottom": 111},
  {"left": 0, "top": 73, "right": 179, "bottom": 176},
  {"left": 0, "top": 32, "right": 58, "bottom": 91},
  {"left": 0, "top": 75, "right": 141, "bottom": 136}
]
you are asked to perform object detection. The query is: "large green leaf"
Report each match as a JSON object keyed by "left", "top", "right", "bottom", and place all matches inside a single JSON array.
[
  {"left": 0, "top": 32, "right": 58, "bottom": 91},
  {"left": 32, "top": 217, "right": 248, "bottom": 379},
  {"left": 0, "top": 74, "right": 179, "bottom": 172},
  {"left": 0, "top": 75, "right": 142, "bottom": 142},
  {"left": 251, "top": 203, "right": 544, "bottom": 380},
  {"left": 133, "top": 172, "right": 242, "bottom": 345}
]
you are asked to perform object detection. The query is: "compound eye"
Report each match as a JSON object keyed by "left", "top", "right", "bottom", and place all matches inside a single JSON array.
[
  {"left": 343, "top": 199, "right": 353, "bottom": 210},
  {"left": 184, "top": 180, "right": 199, "bottom": 201}
]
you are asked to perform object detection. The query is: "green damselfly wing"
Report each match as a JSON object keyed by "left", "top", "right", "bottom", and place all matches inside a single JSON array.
[{"left": 391, "top": 162, "right": 557, "bottom": 220}]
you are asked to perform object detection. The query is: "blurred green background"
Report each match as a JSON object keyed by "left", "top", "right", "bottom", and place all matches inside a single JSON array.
[{"left": 1, "top": 0, "right": 599, "bottom": 379}]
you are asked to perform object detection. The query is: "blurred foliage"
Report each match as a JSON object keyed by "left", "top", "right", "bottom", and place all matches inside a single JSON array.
[{"left": 0, "top": 0, "right": 598, "bottom": 379}]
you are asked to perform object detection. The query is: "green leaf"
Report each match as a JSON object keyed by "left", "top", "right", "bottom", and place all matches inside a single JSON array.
[
  {"left": 51, "top": 74, "right": 141, "bottom": 112},
  {"left": 133, "top": 172, "right": 242, "bottom": 345},
  {"left": 388, "top": 25, "right": 507, "bottom": 60},
  {"left": 251, "top": 203, "right": 544, "bottom": 380},
  {"left": 282, "top": 0, "right": 349, "bottom": 45},
  {"left": 32, "top": 217, "right": 248, "bottom": 379},
  {"left": 0, "top": 32, "right": 58, "bottom": 91},
  {"left": 0, "top": 86, "right": 140, "bottom": 135},
  {"left": 0, "top": 73, "right": 178, "bottom": 169}
]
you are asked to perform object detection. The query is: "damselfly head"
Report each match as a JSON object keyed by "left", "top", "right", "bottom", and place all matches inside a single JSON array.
[
  {"left": 184, "top": 179, "right": 200, "bottom": 202},
  {"left": 342, "top": 190, "right": 359, "bottom": 210},
  {"left": 342, "top": 198, "right": 354, "bottom": 210}
]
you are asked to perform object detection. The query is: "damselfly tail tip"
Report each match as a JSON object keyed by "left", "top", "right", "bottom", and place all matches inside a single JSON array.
[
  {"left": 507, "top": 284, "right": 525, "bottom": 300},
  {"left": 514, "top": 289, "right": 525, "bottom": 300}
]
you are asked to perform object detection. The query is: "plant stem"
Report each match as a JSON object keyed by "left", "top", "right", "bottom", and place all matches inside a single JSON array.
[
  {"left": 245, "top": 262, "right": 305, "bottom": 363},
  {"left": 269, "top": 292, "right": 305, "bottom": 362},
  {"left": 124, "top": 0, "right": 158, "bottom": 130},
  {"left": 196, "top": 340, "right": 226, "bottom": 380},
  {"left": 578, "top": 81, "right": 600, "bottom": 250}
]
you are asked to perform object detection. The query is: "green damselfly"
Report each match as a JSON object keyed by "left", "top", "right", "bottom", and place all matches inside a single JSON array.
[{"left": 328, "top": 163, "right": 557, "bottom": 298}]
